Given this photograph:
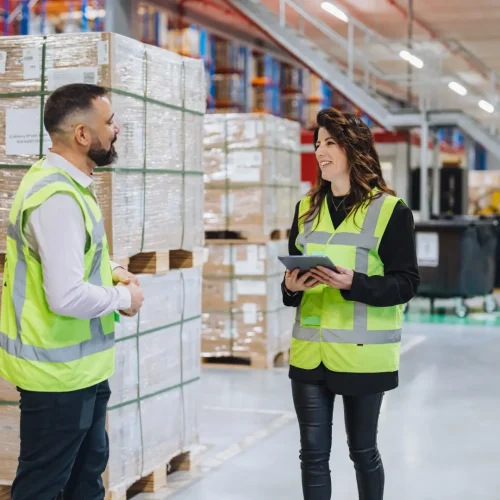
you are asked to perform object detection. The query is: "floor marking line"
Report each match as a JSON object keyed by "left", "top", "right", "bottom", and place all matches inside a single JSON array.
[{"left": 157, "top": 411, "right": 296, "bottom": 498}]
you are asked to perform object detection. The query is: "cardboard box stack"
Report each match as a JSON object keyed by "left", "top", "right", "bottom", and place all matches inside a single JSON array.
[
  {"left": 107, "top": 267, "right": 202, "bottom": 494},
  {"left": 0, "top": 32, "right": 205, "bottom": 496},
  {"left": 202, "top": 239, "right": 295, "bottom": 367},
  {"left": 202, "top": 113, "right": 300, "bottom": 366},
  {"left": 203, "top": 113, "right": 301, "bottom": 239},
  {"left": 0, "top": 32, "right": 205, "bottom": 260}
]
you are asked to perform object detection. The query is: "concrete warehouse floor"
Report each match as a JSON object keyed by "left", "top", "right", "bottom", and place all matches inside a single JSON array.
[{"left": 134, "top": 321, "right": 500, "bottom": 500}]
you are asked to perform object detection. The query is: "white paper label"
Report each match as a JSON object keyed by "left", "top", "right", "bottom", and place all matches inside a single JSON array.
[
  {"left": 259, "top": 246, "right": 267, "bottom": 260},
  {"left": 235, "top": 260, "right": 265, "bottom": 276},
  {"left": 203, "top": 247, "right": 210, "bottom": 264},
  {"left": 98, "top": 41, "right": 109, "bottom": 65},
  {"left": 46, "top": 67, "right": 98, "bottom": 91},
  {"left": 0, "top": 51, "right": 7, "bottom": 74},
  {"left": 5, "top": 108, "right": 51, "bottom": 156},
  {"left": 242, "top": 303, "right": 258, "bottom": 325},
  {"left": 23, "top": 47, "right": 40, "bottom": 79},
  {"left": 416, "top": 232, "right": 439, "bottom": 267},
  {"left": 236, "top": 280, "right": 267, "bottom": 296},
  {"left": 229, "top": 167, "right": 261, "bottom": 183}
]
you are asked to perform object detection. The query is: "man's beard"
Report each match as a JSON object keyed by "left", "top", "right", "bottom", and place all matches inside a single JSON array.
[{"left": 88, "top": 136, "right": 118, "bottom": 167}]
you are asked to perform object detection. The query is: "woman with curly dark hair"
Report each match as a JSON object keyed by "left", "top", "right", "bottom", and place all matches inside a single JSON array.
[{"left": 282, "top": 108, "right": 420, "bottom": 500}]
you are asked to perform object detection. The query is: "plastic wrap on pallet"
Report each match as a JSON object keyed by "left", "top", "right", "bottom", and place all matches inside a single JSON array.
[
  {"left": 202, "top": 240, "right": 293, "bottom": 365},
  {"left": 0, "top": 266, "right": 202, "bottom": 489},
  {"left": 107, "top": 266, "right": 202, "bottom": 491},
  {"left": 203, "top": 113, "right": 300, "bottom": 237},
  {"left": 0, "top": 32, "right": 205, "bottom": 256}
]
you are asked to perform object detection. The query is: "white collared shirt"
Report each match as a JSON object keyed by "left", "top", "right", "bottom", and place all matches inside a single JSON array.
[{"left": 23, "top": 151, "right": 131, "bottom": 319}]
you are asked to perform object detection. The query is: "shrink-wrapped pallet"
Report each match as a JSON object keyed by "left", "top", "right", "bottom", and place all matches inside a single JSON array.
[
  {"left": 107, "top": 267, "right": 202, "bottom": 492},
  {"left": 204, "top": 113, "right": 301, "bottom": 238},
  {"left": 0, "top": 32, "right": 205, "bottom": 258},
  {"left": 202, "top": 240, "right": 294, "bottom": 367},
  {"left": 0, "top": 266, "right": 202, "bottom": 492}
]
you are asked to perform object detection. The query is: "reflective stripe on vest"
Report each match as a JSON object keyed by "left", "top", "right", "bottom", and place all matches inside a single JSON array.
[
  {"left": 292, "top": 194, "right": 402, "bottom": 345},
  {"left": 0, "top": 172, "right": 114, "bottom": 363}
]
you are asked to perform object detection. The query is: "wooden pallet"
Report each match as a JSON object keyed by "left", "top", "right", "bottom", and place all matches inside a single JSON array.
[
  {"left": 205, "top": 229, "right": 289, "bottom": 243},
  {"left": 105, "top": 450, "right": 193, "bottom": 500},
  {"left": 0, "top": 451, "right": 193, "bottom": 500},
  {"left": 112, "top": 248, "right": 205, "bottom": 275},
  {"left": 202, "top": 349, "right": 289, "bottom": 370}
]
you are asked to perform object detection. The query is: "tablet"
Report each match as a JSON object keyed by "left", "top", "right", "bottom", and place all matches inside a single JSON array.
[{"left": 278, "top": 255, "right": 338, "bottom": 275}]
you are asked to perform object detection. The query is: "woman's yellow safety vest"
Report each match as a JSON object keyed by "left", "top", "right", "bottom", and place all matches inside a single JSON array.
[
  {"left": 0, "top": 159, "right": 116, "bottom": 392},
  {"left": 290, "top": 191, "right": 403, "bottom": 374}
]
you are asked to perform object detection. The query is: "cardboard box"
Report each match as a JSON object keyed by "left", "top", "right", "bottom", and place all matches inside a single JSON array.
[
  {"left": 203, "top": 113, "right": 301, "bottom": 236},
  {"left": 202, "top": 240, "right": 294, "bottom": 366},
  {"left": 0, "top": 32, "right": 205, "bottom": 258},
  {"left": 0, "top": 266, "right": 203, "bottom": 492}
]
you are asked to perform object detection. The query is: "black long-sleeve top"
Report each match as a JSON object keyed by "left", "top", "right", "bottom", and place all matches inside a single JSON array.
[{"left": 283, "top": 191, "right": 420, "bottom": 395}]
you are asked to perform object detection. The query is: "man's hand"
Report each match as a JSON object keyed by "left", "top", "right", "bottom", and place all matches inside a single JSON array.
[
  {"left": 118, "top": 282, "right": 144, "bottom": 317},
  {"left": 112, "top": 267, "right": 140, "bottom": 286},
  {"left": 285, "top": 268, "right": 321, "bottom": 293},
  {"left": 310, "top": 266, "right": 354, "bottom": 291}
]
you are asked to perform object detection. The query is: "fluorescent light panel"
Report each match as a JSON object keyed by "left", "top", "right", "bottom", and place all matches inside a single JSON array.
[
  {"left": 479, "top": 100, "right": 495, "bottom": 113},
  {"left": 321, "top": 2, "right": 349, "bottom": 23},
  {"left": 448, "top": 81, "right": 467, "bottom": 96},
  {"left": 399, "top": 50, "right": 424, "bottom": 69}
]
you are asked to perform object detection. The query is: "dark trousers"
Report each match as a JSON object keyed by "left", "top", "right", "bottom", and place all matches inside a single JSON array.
[
  {"left": 11, "top": 380, "right": 111, "bottom": 500},
  {"left": 292, "top": 380, "right": 385, "bottom": 500}
]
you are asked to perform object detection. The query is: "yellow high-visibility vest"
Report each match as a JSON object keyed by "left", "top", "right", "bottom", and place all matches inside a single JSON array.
[
  {"left": 0, "top": 159, "right": 115, "bottom": 391},
  {"left": 291, "top": 191, "right": 403, "bottom": 373}
]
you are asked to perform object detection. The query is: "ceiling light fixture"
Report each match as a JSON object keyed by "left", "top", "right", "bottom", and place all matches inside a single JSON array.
[
  {"left": 399, "top": 50, "right": 424, "bottom": 69},
  {"left": 448, "top": 81, "right": 467, "bottom": 96},
  {"left": 321, "top": 2, "right": 349, "bottom": 23},
  {"left": 479, "top": 100, "right": 495, "bottom": 113}
]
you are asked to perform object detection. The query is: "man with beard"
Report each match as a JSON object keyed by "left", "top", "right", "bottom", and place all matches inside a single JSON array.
[{"left": 0, "top": 83, "right": 144, "bottom": 499}]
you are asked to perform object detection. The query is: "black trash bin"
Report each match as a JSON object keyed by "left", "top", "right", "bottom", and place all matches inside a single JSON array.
[{"left": 414, "top": 217, "right": 498, "bottom": 317}]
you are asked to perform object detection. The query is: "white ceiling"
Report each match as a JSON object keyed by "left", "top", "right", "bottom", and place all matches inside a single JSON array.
[{"left": 174, "top": 0, "right": 500, "bottom": 124}]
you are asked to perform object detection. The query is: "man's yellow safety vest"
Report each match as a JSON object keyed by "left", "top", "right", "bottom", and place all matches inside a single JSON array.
[
  {"left": 290, "top": 191, "right": 403, "bottom": 374},
  {"left": 0, "top": 159, "right": 116, "bottom": 392}
]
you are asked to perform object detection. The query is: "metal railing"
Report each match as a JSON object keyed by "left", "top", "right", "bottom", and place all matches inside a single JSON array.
[{"left": 273, "top": 0, "right": 499, "bottom": 122}]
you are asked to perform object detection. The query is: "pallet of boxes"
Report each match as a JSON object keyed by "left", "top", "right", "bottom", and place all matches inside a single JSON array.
[
  {"left": 0, "top": 32, "right": 206, "bottom": 499},
  {"left": 202, "top": 113, "right": 301, "bottom": 369}
]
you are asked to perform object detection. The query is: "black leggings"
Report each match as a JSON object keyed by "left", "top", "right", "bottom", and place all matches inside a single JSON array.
[{"left": 292, "top": 380, "right": 384, "bottom": 500}]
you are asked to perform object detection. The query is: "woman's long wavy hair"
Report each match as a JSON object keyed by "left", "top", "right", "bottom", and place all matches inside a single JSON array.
[{"left": 301, "top": 108, "right": 395, "bottom": 227}]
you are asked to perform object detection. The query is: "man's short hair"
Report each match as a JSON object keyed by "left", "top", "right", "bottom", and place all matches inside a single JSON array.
[{"left": 43, "top": 83, "right": 108, "bottom": 134}]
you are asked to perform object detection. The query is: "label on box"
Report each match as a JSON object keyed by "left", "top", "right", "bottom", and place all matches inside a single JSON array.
[
  {"left": 416, "top": 232, "right": 439, "bottom": 267},
  {"left": 236, "top": 280, "right": 267, "bottom": 296},
  {"left": 5, "top": 108, "right": 51, "bottom": 156},
  {"left": 242, "top": 303, "right": 258, "bottom": 325},
  {"left": 0, "top": 51, "right": 7, "bottom": 74},
  {"left": 235, "top": 260, "right": 265, "bottom": 276},
  {"left": 229, "top": 167, "right": 261, "bottom": 183},
  {"left": 98, "top": 40, "right": 109, "bottom": 65},
  {"left": 203, "top": 247, "right": 210, "bottom": 264},
  {"left": 23, "top": 47, "right": 40, "bottom": 79},
  {"left": 46, "top": 67, "right": 98, "bottom": 91}
]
